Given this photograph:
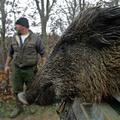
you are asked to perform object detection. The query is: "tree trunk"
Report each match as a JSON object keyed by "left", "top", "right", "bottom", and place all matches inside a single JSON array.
[
  {"left": 34, "top": 0, "right": 56, "bottom": 54},
  {"left": 114, "top": 0, "right": 119, "bottom": 6},
  {"left": 83, "top": 0, "right": 85, "bottom": 10},
  {"left": 41, "top": 17, "right": 48, "bottom": 50},
  {"left": 110, "top": 0, "right": 119, "bottom": 6},
  {"left": 79, "top": 0, "right": 85, "bottom": 11},
  {"left": 0, "top": 0, "right": 7, "bottom": 65}
]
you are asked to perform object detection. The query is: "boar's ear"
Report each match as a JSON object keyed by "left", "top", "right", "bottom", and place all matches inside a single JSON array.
[
  {"left": 86, "top": 7, "right": 120, "bottom": 48},
  {"left": 88, "top": 33, "right": 111, "bottom": 48}
]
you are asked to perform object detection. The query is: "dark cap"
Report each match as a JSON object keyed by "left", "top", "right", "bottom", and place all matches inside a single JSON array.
[{"left": 15, "top": 17, "right": 29, "bottom": 28}]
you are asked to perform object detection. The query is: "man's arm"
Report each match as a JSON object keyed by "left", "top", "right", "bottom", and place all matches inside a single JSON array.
[
  {"left": 4, "top": 56, "right": 13, "bottom": 75},
  {"left": 36, "top": 37, "right": 47, "bottom": 65}
]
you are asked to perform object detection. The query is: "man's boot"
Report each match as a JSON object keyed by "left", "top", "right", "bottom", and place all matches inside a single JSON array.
[{"left": 10, "top": 95, "right": 23, "bottom": 118}]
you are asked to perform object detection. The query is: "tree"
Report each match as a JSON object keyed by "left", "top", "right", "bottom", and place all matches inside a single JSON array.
[
  {"left": 0, "top": 0, "right": 21, "bottom": 65},
  {"left": 49, "top": 0, "right": 80, "bottom": 35},
  {"left": 50, "top": 0, "right": 92, "bottom": 35},
  {"left": 111, "top": 0, "right": 119, "bottom": 6},
  {"left": 0, "top": 0, "right": 7, "bottom": 65},
  {"left": 34, "top": 0, "right": 57, "bottom": 46},
  {"left": 79, "top": 0, "right": 86, "bottom": 11},
  {"left": 96, "top": 0, "right": 120, "bottom": 7},
  {"left": 62, "top": 0, "right": 79, "bottom": 25}
]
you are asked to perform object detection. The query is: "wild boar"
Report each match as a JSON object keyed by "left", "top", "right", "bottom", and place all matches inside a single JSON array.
[{"left": 18, "top": 6, "right": 120, "bottom": 113}]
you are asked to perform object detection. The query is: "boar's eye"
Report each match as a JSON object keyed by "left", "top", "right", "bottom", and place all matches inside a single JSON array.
[{"left": 59, "top": 42, "right": 67, "bottom": 52}]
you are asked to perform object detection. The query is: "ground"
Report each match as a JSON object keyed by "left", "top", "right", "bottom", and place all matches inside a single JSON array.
[
  {"left": 0, "top": 71, "right": 59, "bottom": 120},
  {"left": 0, "top": 100, "right": 59, "bottom": 120}
]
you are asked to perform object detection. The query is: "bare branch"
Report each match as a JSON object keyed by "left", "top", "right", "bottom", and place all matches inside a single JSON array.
[
  {"left": 34, "top": 0, "right": 42, "bottom": 17},
  {"left": 46, "top": 0, "right": 56, "bottom": 21}
]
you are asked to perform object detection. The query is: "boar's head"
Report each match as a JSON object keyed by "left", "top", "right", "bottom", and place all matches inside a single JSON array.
[{"left": 23, "top": 7, "right": 120, "bottom": 105}]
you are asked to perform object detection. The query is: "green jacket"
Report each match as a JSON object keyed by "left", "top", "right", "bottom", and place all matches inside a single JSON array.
[{"left": 11, "top": 31, "right": 43, "bottom": 68}]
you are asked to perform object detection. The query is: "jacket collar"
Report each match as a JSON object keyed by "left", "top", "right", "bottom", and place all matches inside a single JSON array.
[{"left": 14, "top": 30, "right": 33, "bottom": 47}]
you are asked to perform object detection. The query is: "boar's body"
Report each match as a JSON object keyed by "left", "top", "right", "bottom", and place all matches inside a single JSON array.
[{"left": 26, "top": 6, "right": 120, "bottom": 105}]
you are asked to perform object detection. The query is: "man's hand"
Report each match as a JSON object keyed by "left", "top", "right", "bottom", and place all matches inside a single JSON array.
[
  {"left": 4, "top": 56, "right": 12, "bottom": 75},
  {"left": 41, "top": 57, "right": 47, "bottom": 65},
  {"left": 37, "top": 57, "right": 47, "bottom": 71},
  {"left": 4, "top": 65, "right": 10, "bottom": 75}
]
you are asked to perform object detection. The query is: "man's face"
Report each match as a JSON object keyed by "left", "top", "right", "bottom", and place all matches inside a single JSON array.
[{"left": 15, "top": 24, "right": 25, "bottom": 35}]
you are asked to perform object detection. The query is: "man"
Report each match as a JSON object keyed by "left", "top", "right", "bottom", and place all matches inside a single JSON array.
[{"left": 4, "top": 17, "right": 46, "bottom": 118}]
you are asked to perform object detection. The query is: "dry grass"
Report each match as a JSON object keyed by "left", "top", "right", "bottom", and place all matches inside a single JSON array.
[{"left": 0, "top": 100, "right": 59, "bottom": 120}]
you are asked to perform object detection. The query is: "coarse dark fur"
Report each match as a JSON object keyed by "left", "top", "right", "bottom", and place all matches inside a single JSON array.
[{"left": 25, "top": 6, "right": 120, "bottom": 105}]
